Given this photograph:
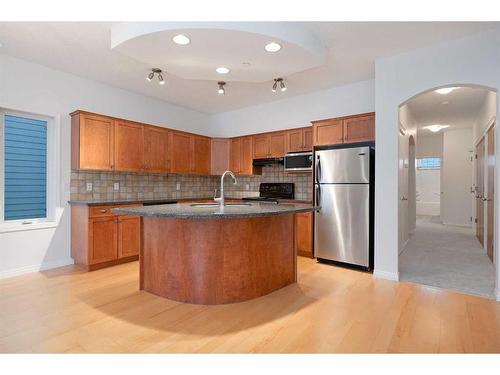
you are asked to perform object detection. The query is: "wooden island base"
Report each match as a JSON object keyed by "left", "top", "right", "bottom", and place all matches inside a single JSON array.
[{"left": 140, "top": 214, "right": 296, "bottom": 305}]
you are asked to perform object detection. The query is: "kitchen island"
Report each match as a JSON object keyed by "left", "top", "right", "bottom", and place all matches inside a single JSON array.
[{"left": 113, "top": 202, "right": 318, "bottom": 305}]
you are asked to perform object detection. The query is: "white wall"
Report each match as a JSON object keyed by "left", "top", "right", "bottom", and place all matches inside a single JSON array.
[
  {"left": 374, "top": 28, "right": 500, "bottom": 298},
  {"left": 212, "top": 80, "right": 375, "bottom": 137},
  {"left": 473, "top": 90, "right": 497, "bottom": 145},
  {"left": 0, "top": 54, "right": 214, "bottom": 278},
  {"left": 441, "top": 129, "right": 474, "bottom": 227}
]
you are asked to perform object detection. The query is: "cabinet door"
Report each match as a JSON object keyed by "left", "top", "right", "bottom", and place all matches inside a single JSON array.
[
  {"left": 253, "top": 134, "right": 270, "bottom": 158},
  {"left": 118, "top": 216, "right": 141, "bottom": 258},
  {"left": 240, "top": 136, "right": 254, "bottom": 175},
  {"left": 287, "top": 129, "right": 303, "bottom": 153},
  {"left": 144, "top": 127, "right": 170, "bottom": 173},
  {"left": 193, "top": 136, "right": 211, "bottom": 175},
  {"left": 78, "top": 114, "right": 114, "bottom": 170},
  {"left": 295, "top": 212, "right": 313, "bottom": 257},
  {"left": 312, "top": 119, "right": 343, "bottom": 146},
  {"left": 170, "top": 132, "right": 193, "bottom": 174},
  {"left": 302, "top": 127, "right": 313, "bottom": 151},
  {"left": 343, "top": 114, "right": 375, "bottom": 144},
  {"left": 229, "top": 138, "right": 241, "bottom": 173},
  {"left": 211, "top": 138, "right": 230, "bottom": 175},
  {"left": 269, "top": 132, "right": 286, "bottom": 157},
  {"left": 114, "top": 121, "right": 144, "bottom": 172},
  {"left": 89, "top": 216, "right": 117, "bottom": 264}
]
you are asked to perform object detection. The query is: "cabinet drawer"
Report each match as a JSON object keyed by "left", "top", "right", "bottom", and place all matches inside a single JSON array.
[{"left": 89, "top": 204, "right": 140, "bottom": 218}]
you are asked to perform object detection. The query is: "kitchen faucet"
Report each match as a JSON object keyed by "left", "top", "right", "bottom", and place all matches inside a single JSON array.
[{"left": 214, "top": 171, "right": 237, "bottom": 208}]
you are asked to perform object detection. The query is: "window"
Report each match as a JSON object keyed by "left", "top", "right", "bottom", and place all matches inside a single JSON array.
[
  {"left": 1, "top": 111, "right": 52, "bottom": 225},
  {"left": 417, "top": 157, "right": 441, "bottom": 170}
]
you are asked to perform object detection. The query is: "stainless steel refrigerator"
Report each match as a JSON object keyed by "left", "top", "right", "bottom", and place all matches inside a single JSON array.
[{"left": 314, "top": 145, "right": 374, "bottom": 270}]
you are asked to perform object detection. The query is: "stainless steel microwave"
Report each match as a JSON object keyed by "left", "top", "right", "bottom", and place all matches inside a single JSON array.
[{"left": 284, "top": 151, "right": 313, "bottom": 172}]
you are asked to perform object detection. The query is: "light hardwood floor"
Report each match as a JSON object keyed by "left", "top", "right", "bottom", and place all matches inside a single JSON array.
[{"left": 1, "top": 257, "right": 499, "bottom": 353}]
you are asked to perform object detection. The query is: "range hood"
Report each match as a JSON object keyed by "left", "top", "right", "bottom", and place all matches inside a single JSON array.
[{"left": 252, "top": 157, "right": 284, "bottom": 167}]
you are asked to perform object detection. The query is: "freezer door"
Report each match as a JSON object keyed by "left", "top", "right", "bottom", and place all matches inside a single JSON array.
[
  {"left": 315, "top": 147, "right": 370, "bottom": 184},
  {"left": 314, "top": 183, "right": 370, "bottom": 267}
]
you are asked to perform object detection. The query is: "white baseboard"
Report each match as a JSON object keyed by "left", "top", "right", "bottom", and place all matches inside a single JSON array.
[
  {"left": 373, "top": 269, "right": 400, "bottom": 281},
  {"left": 0, "top": 258, "right": 74, "bottom": 279}
]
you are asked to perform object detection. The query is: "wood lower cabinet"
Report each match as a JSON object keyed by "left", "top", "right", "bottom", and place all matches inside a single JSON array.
[
  {"left": 170, "top": 131, "right": 193, "bottom": 174},
  {"left": 192, "top": 135, "right": 211, "bottom": 175},
  {"left": 71, "top": 112, "right": 114, "bottom": 170},
  {"left": 117, "top": 216, "right": 141, "bottom": 258},
  {"left": 114, "top": 120, "right": 144, "bottom": 172},
  {"left": 295, "top": 212, "right": 313, "bottom": 258},
  {"left": 71, "top": 204, "right": 140, "bottom": 271},
  {"left": 312, "top": 113, "right": 375, "bottom": 146},
  {"left": 144, "top": 126, "right": 170, "bottom": 173}
]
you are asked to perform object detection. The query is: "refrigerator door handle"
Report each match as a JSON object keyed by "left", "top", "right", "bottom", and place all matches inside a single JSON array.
[
  {"left": 315, "top": 184, "right": 321, "bottom": 206},
  {"left": 316, "top": 155, "right": 321, "bottom": 184}
]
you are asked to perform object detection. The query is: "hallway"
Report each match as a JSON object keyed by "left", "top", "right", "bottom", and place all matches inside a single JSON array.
[{"left": 399, "top": 216, "right": 496, "bottom": 298}]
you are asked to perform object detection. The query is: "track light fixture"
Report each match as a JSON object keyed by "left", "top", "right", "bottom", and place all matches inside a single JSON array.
[
  {"left": 272, "top": 78, "right": 286, "bottom": 93},
  {"left": 146, "top": 68, "right": 165, "bottom": 85},
  {"left": 218, "top": 81, "right": 226, "bottom": 95}
]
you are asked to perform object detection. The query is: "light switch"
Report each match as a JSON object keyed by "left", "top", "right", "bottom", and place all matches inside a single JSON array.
[
  {"left": 86, "top": 182, "right": 93, "bottom": 192},
  {"left": 113, "top": 182, "right": 120, "bottom": 191}
]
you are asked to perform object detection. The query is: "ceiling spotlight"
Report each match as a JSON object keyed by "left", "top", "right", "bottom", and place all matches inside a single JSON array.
[
  {"left": 217, "top": 81, "right": 226, "bottom": 95},
  {"left": 172, "top": 34, "right": 190, "bottom": 45},
  {"left": 216, "top": 67, "right": 230, "bottom": 74},
  {"left": 265, "top": 42, "right": 281, "bottom": 52},
  {"left": 435, "top": 87, "right": 458, "bottom": 95},
  {"left": 425, "top": 124, "right": 450, "bottom": 132},
  {"left": 272, "top": 78, "right": 286, "bottom": 93},
  {"left": 146, "top": 68, "right": 165, "bottom": 85}
]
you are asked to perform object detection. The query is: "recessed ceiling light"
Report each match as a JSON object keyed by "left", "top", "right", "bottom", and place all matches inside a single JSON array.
[
  {"left": 425, "top": 124, "right": 450, "bottom": 132},
  {"left": 216, "top": 67, "right": 230, "bottom": 74},
  {"left": 435, "top": 87, "right": 458, "bottom": 95},
  {"left": 172, "top": 34, "right": 190, "bottom": 45},
  {"left": 265, "top": 42, "right": 281, "bottom": 53}
]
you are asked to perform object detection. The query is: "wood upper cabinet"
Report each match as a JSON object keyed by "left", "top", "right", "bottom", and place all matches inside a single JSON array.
[
  {"left": 192, "top": 135, "right": 211, "bottom": 175},
  {"left": 269, "top": 132, "right": 286, "bottom": 157},
  {"left": 117, "top": 216, "right": 141, "bottom": 258},
  {"left": 240, "top": 136, "right": 254, "bottom": 175},
  {"left": 144, "top": 126, "right": 170, "bottom": 173},
  {"left": 114, "top": 120, "right": 144, "bottom": 172},
  {"left": 295, "top": 212, "right": 313, "bottom": 258},
  {"left": 253, "top": 134, "right": 270, "bottom": 158},
  {"left": 72, "top": 112, "right": 114, "bottom": 170},
  {"left": 211, "top": 138, "right": 230, "bottom": 175},
  {"left": 229, "top": 138, "right": 241, "bottom": 173},
  {"left": 287, "top": 129, "right": 303, "bottom": 153},
  {"left": 312, "top": 113, "right": 375, "bottom": 146},
  {"left": 312, "top": 118, "right": 343, "bottom": 146},
  {"left": 170, "top": 131, "right": 194, "bottom": 174},
  {"left": 303, "top": 127, "right": 313, "bottom": 151},
  {"left": 343, "top": 113, "right": 375, "bottom": 144},
  {"left": 89, "top": 216, "right": 117, "bottom": 264}
]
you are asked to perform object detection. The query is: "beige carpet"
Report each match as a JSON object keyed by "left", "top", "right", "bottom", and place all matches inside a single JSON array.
[{"left": 399, "top": 216, "right": 496, "bottom": 298}]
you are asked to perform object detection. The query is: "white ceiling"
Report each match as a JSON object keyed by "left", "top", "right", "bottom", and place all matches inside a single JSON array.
[
  {"left": 408, "top": 86, "right": 491, "bottom": 134},
  {"left": 0, "top": 22, "right": 498, "bottom": 114}
]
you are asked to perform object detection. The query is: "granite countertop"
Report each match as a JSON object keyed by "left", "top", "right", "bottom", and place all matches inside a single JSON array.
[
  {"left": 68, "top": 197, "right": 313, "bottom": 206},
  {"left": 112, "top": 202, "right": 320, "bottom": 219}
]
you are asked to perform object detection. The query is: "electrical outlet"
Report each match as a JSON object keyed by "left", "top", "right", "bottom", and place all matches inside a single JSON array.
[
  {"left": 176, "top": 182, "right": 181, "bottom": 191},
  {"left": 113, "top": 182, "right": 120, "bottom": 191},
  {"left": 246, "top": 184, "right": 250, "bottom": 191},
  {"left": 86, "top": 182, "right": 93, "bottom": 192}
]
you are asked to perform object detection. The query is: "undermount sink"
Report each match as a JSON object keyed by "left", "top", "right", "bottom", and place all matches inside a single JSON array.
[{"left": 189, "top": 203, "right": 252, "bottom": 208}]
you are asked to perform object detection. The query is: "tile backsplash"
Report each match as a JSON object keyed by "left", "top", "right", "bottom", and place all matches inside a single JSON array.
[{"left": 70, "top": 165, "right": 313, "bottom": 202}]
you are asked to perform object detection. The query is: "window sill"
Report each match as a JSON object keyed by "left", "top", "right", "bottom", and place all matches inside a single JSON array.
[{"left": 0, "top": 221, "right": 58, "bottom": 233}]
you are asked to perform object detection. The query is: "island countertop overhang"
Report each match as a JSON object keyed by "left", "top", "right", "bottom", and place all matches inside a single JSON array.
[{"left": 112, "top": 202, "right": 320, "bottom": 219}]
